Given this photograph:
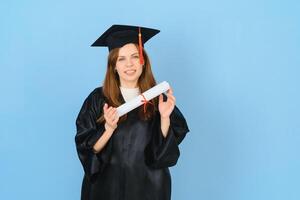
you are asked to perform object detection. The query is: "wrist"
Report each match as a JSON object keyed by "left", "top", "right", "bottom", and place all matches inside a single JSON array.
[
  {"left": 105, "top": 123, "right": 117, "bottom": 132},
  {"left": 160, "top": 116, "right": 170, "bottom": 122}
]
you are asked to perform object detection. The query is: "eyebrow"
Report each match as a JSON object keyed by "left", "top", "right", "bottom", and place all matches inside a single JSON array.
[{"left": 118, "top": 52, "right": 139, "bottom": 58}]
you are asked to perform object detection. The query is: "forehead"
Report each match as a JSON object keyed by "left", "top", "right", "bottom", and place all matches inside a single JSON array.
[{"left": 118, "top": 43, "right": 139, "bottom": 56}]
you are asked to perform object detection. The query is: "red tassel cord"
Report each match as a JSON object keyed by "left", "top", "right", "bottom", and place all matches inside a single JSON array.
[{"left": 138, "top": 27, "right": 145, "bottom": 65}]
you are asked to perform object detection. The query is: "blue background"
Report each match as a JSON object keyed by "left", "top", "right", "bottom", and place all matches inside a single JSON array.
[{"left": 1, "top": 0, "right": 299, "bottom": 199}]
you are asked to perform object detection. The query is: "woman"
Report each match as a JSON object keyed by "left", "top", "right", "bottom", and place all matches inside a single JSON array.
[{"left": 75, "top": 24, "right": 189, "bottom": 200}]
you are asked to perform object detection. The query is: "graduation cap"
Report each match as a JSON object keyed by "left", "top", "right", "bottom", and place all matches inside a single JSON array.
[{"left": 91, "top": 24, "right": 160, "bottom": 65}]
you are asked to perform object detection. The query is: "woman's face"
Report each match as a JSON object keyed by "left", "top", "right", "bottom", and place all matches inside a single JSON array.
[{"left": 115, "top": 43, "right": 143, "bottom": 88}]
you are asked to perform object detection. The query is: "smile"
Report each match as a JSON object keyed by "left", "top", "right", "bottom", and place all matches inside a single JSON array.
[{"left": 124, "top": 70, "right": 136, "bottom": 75}]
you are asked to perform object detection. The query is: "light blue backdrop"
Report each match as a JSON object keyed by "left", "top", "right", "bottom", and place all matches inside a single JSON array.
[{"left": 1, "top": 0, "right": 299, "bottom": 200}]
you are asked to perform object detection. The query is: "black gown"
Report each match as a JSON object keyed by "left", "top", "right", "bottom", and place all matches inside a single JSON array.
[{"left": 75, "top": 87, "right": 189, "bottom": 200}]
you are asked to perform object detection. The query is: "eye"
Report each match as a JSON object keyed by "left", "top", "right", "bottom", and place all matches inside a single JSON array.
[
  {"left": 118, "top": 58, "right": 125, "bottom": 61},
  {"left": 133, "top": 55, "right": 139, "bottom": 59}
]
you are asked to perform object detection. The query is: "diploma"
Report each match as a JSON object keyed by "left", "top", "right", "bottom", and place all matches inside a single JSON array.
[{"left": 116, "top": 81, "right": 170, "bottom": 117}]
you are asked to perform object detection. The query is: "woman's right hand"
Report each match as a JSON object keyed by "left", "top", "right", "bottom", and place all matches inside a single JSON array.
[{"left": 103, "top": 103, "right": 119, "bottom": 132}]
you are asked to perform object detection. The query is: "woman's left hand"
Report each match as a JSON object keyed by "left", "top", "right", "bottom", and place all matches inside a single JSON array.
[{"left": 158, "top": 87, "right": 176, "bottom": 118}]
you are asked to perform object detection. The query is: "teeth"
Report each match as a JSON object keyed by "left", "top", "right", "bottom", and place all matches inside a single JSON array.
[{"left": 125, "top": 70, "right": 136, "bottom": 74}]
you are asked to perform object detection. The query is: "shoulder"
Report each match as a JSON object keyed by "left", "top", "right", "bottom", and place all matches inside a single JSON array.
[
  {"left": 81, "top": 86, "right": 106, "bottom": 109},
  {"left": 85, "top": 86, "right": 105, "bottom": 101},
  {"left": 88, "top": 86, "right": 104, "bottom": 97},
  {"left": 76, "top": 86, "right": 106, "bottom": 120}
]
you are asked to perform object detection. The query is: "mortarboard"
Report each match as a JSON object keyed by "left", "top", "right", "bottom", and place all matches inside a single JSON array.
[{"left": 91, "top": 24, "right": 160, "bottom": 64}]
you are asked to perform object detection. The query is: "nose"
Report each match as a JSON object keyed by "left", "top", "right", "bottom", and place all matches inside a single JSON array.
[{"left": 125, "top": 58, "right": 133, "bottom": 67}]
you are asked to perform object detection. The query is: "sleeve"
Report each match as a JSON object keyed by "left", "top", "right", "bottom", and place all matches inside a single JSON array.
[
  {"left": 144, "top": 102, "right": 190, "bottom": 169},
  {"left": 74, "top": 89, "right": 112, "bottom": 182}
]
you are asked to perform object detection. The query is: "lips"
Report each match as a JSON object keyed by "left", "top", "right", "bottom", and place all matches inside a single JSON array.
[{"left": 124, "top": 70, "right": 136, "bottom": 75}]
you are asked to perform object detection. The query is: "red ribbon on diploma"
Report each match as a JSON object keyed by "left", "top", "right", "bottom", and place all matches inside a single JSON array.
[{"left": 141, "top": 93, "right": 153, "bottom": 113}]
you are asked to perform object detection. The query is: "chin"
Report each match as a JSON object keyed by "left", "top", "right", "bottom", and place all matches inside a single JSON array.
[
  {"left": 122, "top": 75, "right": 140, "bottom": 81},
  {"left": 126, "top": 78, "right": 139, "bottom": 82}
]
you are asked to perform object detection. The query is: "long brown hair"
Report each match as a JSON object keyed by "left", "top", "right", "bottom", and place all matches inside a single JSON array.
[{"left": 96, "top": 44, "right": 158, "bottom": 124}]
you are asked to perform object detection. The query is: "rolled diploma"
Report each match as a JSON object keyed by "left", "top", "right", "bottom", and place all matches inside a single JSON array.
[{"left": 116, "top": 81, "right": 170, "bottom": 117}]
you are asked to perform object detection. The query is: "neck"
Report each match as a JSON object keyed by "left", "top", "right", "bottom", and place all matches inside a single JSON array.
[{"left": 120, "top": 80, "right": 138, "bottom": 88}]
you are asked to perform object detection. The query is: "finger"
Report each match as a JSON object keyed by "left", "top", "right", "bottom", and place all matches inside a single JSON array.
[
  {"left": 168, "top": 95, "right": 176, "bottom": 102},
  {"left": 106, "top": 109, "right": 113, "bottom": 119},
  {"left": 110, "top": 108, "right": 117, "bottom": 117},
  {"left": 107, "top": 112, "right": 116, "bottom": 122},
  {"left": 103, "top": 103, "right": 108, "bottom": 112},
  {"left": 168, "top": 97, "right": 176, "bottom": 106},
  {"left": 106, "top": 106, "right": 115, "bottom": 115},
  {"left": 112, "top": 114, "right": 119, "bottom": 124},
  {"left": 105, "top": 106, "right": 113, "bottom": 114},
  {"left": 111, "top": 111, "right": 118, "bottom": 119},
  {"left": 107, "top": 108, "right": 116, "bottom": 118},
  {"left": 166, "top": 93, "right": 174, "bottom": 101},
  {"left": 167, "top": 99, "right": 175, "bottom": 107},
  {"left": 167, "top": 99, "right": 175, "bottom": 108},
  {"left": 159, "top": 94, "right": 163, "bottom": 103},
  {"left": 110, "top": 115, "right": 119, "bottom": 126},
  {"left": 167, "top": 88, "right": 174, "bottom": 96},
  {"left": 104, "top": 107, "right": 114, "bottom": 120},
  {"left": 166, "top": 92, "right": 173, "bottom": 98},
  {"left": 167, "top": 87, "right": 173, "bottom": 95}
]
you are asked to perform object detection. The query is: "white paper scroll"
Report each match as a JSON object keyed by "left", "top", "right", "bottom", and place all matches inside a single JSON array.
[{"left": 116, "top": 81, "right": 170, "bottom": 117}]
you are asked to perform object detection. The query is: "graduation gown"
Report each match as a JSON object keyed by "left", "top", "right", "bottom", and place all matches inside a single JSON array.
[{"left": 75, "top": 87, "right": 189, "bottom": 200}]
